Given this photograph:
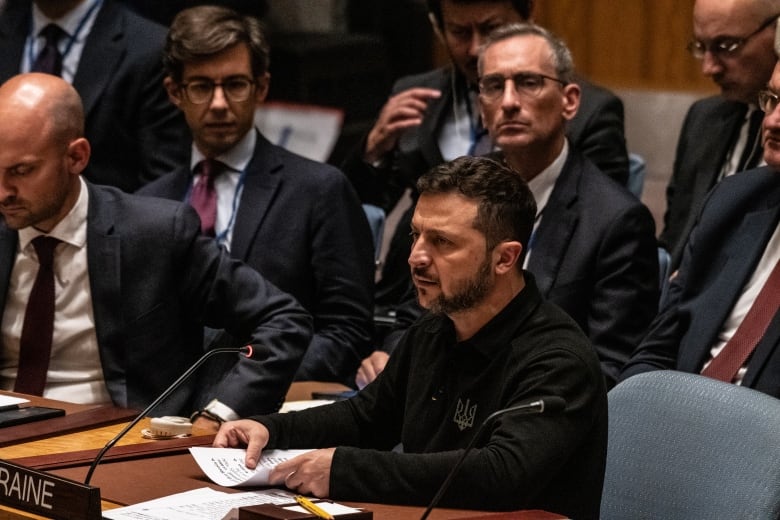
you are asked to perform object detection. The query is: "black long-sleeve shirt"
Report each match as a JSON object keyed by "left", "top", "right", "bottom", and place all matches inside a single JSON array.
[{"left": 255, "top": 275, "right": 607, "bottom": 519}]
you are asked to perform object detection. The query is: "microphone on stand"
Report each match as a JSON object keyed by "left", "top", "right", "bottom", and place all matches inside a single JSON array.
[
  {"left": 419, "top": 396, "right": 567, "bottom": 520},
  {"left": 84, "top": 345, "right": 254, "bottom": 485}
]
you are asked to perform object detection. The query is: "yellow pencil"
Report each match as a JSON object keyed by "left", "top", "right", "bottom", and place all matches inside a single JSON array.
[{"left": 295, "top": 495, "right": 335, "bottom": 520}]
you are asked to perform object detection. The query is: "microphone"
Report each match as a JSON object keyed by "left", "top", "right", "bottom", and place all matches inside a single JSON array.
[
  {"left": 83, "top": 345, "right": 253, "bottom": 485},
  {"left": 419, "top": 396, "right": 566, "bottom": 520}
]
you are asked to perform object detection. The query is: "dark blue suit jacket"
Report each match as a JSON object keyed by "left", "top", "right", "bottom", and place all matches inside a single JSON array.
[
  {"left": 623, "top": 168, "right": 780, "bottom": 398},
  {"left": 524, "top": 151, "right": 659, "bottom": 387},
  {"left": 138, "top": 132, "right": 376, "bottom": 385},
  {"left": 659, "top": 96, "right": 749, "bottom": 268},
  {"left": 0, "top": 183, "right": 312, "bottom": 415},
  {"left": 0, "top": 0, "right": 188, "bottom": 192}
]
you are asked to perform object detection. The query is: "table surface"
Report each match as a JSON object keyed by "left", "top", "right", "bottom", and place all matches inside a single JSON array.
[{"left": 0, "top": 385, "right": 565, "bottom": 520}]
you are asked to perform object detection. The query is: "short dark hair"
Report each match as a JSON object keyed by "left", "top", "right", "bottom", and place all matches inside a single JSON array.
[
  {"left": 163, "top": 5, "right": 270, "bottom": 83},
  {"left": 417, "top": 156, "right": 536, "bottom": 266},
  {"left": 426, "top": 0, "right": 533, "bottom": 28}
]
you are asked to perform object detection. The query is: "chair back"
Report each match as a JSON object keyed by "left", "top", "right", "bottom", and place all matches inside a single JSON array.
[{"left": 601, "top": 371, "right": 780, "bottom": 520}]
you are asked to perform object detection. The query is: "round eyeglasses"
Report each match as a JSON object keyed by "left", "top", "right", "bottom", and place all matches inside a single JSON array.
[{"left": 179, "top": 77, "right": 256, "bottom": 104}]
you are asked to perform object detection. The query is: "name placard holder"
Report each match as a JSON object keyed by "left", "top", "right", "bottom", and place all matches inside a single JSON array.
[{"left": 0, "top": 459, "right": 100, "bottom": 519}]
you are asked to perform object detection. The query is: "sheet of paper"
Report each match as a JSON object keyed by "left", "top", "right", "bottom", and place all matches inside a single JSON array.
[
  {"left": 190, "top": 447, "right": 313, "bottom": 487},
  {"left": 0, "top": 394, "right": 29, "bottom": 410},
  {"left": 102, "top": 487, "right": 296, "bottom": 520},
  {"left": 254, "top": 102, "right": 344, "bottom": 162}
]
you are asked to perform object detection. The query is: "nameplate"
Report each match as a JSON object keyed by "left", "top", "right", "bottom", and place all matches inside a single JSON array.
[{"left": 0, "top": 459, "right": 100, "bottom": 520}]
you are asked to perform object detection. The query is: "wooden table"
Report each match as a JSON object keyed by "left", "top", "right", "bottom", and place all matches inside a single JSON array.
[{"left": 0, "top": 385, "right": 566, "bottom": 519}]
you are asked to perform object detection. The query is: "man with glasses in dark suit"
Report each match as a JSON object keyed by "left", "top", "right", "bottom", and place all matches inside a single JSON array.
[{"left": 660, "top": 0, "right": 780, "bottom": 269}]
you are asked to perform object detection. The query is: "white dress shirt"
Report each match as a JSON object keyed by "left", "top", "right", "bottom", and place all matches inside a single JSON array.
[{"left": 1, "top": 177, "right": 109, "bottom": 403}]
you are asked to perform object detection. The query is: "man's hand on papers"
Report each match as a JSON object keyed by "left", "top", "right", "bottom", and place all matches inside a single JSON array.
[
  {"left": 213, "top": 419, "right": 270, "bottom": 468},
  {"left": 270, "top": 448, "right": 335, "bottom": 498}
]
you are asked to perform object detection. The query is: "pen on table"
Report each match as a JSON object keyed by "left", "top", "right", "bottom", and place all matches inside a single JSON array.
[{"left": 295, "top": 495, "right": 335, "bottom": 520}]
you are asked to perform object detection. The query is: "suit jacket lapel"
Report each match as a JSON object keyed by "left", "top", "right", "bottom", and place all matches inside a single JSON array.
[
  {"left": 85, "top": 184, "right": 122, "bottom": 354},
  {"left": 690, "top": 103, "right": 746, "bottom": 201},
  {"left": 72, "top": 0, "right": 123, "bottom": 116},
  {"left": 0, "top": 3, "right": 29, "bottom": 80},
  {"left": 678, "top": 199, "right": 780, "bottom": 373},
  {"left": 526, "top": 152, "right": 580, "bottom": 296},
  {"left": 230, "top": 133, "right": 282, "bottom": 260}
]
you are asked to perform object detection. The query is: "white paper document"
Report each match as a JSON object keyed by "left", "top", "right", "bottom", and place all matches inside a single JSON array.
[
  {"left": 102, "top": 487, "right": 296, "bottom": 520},
  {"left": 189, "top": 447, "right": 313, "bottom": 487},
  {"left": 0, "top": 394, "right": 29, "bottom": 410}
]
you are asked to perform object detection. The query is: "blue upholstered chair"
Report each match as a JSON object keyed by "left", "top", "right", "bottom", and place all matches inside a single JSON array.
[{"left": 601, "top": 371, "right": 780, "bottom": 520}]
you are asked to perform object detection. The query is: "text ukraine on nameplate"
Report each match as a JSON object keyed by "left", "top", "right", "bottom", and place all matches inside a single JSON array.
[{"left": 0, "top": 459, "right": 101, "bottom": 520}]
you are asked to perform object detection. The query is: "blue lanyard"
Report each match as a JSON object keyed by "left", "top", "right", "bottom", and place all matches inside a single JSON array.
[
  {"left": 215, "top": 169, "right": 247, "bottom": 248},
  {"left": 26, "top": 0, "right": 103, "bottom": 71}
]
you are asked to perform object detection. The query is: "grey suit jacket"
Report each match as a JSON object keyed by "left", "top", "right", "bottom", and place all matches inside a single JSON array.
[
  {"left": 0, "top": 183, "right": 312, "bottom": 414},
  {"left": 0, "top": 0, "right": 189, "bottom": 192},
  {"left": 138, "top": 132, "right": 376, "bottom": 385},
  {"left": 623, "top": 167, "right": 780, "bottom": 398},
  {"left": 659, "top": 95, "right": 749, "bottom": 268}
]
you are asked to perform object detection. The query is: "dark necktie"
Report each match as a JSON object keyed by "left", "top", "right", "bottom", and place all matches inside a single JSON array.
[
  {"left": 701, "top": 258, "right": 780, "bottom": 383},
  {"left": 191, "top": 159, "right": 224, "bottom": 237},
  {"left": 31, "top": 24, "right": 66, "bottom": 77},
  {"left": 15, "top": 236, "right": 60, "bottom": 395},
  {"left": 737, "top": 108, "right": 764, "bottom": 172}
]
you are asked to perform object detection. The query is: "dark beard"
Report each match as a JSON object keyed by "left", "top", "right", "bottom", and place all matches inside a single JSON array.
[{"left": 426, "top": 256, "right": 493, "bottom": 315}]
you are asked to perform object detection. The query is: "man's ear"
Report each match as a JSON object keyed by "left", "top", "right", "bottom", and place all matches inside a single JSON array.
[
  {"left": 494, "top": 241, "right": 523, "bottom": 274},
  {"left": 66, "top": 137, "right": 91, "bottom": 175},
  {"left": 164, "top": 76, "right": 183, "bottom": 108},
  {"left": 561, "top": 82, "right": 581, "bottom": 122},
  {"left": 255, "top": 72, "right": 270, "bottom": 106}
]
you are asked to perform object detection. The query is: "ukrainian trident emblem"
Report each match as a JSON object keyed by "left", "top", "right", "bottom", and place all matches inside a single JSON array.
[{"left": 453, "top": 398, "right": 477, "bottom": 431}]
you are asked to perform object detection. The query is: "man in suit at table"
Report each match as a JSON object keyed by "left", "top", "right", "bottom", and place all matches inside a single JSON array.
[
  {"left": 138, "top": 6, "right": 376, "bottom": 399},
  {"left": 621, "top": 60, "right": 780, "bottom": 397},
  {"left": 358, "top": 23, "right": 658, "bottom": 390},
  {"left": 216, "top": 156, "right": 608, "bottom": 519},
  {"left": 0, "top": 0, "right": 189, "bottom": 193},
  {"left": 0, "top": 73, "right": 312, "bottom": 431},
  {"left": 342, "top": 0, "right": 631, "bottom": 314},
  {"left": 660, "top": 0, "right": 780, "bottom": 269}
]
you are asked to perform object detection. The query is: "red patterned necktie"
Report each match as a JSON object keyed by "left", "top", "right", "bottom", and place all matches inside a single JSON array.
[
  {"left": 15, "top": 236, "right": 60, "bottom": 395},
  {"left": 701, "top": 259, "right": 780, "bottom": 382},
  {"left": 191, "top": 159, "right": 224, "bottom": 236}
]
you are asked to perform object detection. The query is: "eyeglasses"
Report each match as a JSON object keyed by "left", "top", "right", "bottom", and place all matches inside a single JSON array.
[
  {"left": 758, "top": 89, "right": 780, "bottom": 113},
  {"left": 687, "top": 14, "right": 780, "bottom": 59},
  {"left": 478, "top": 72, "right": 566, "bottom": 103},
  {"left": 179, "top": 76, "right": 256, "bottom": 104}
]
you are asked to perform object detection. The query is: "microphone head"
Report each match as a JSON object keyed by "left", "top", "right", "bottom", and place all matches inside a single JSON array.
[{"left": 541, "top": 396, "right": 566, "bottom": 413}]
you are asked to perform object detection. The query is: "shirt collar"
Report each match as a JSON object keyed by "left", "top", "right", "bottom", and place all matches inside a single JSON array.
[
  {"left": 190, "top": 130, "right": 256, "bottom": 174},
  {"left": 31, "top": 0, "right": 99, "bottom": 40},
  {"left": 19, "top": 176, "right": 89, "bottom": 251},
  {"left": 527, "top": 139, "right": 569, "bottom": 217}
]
